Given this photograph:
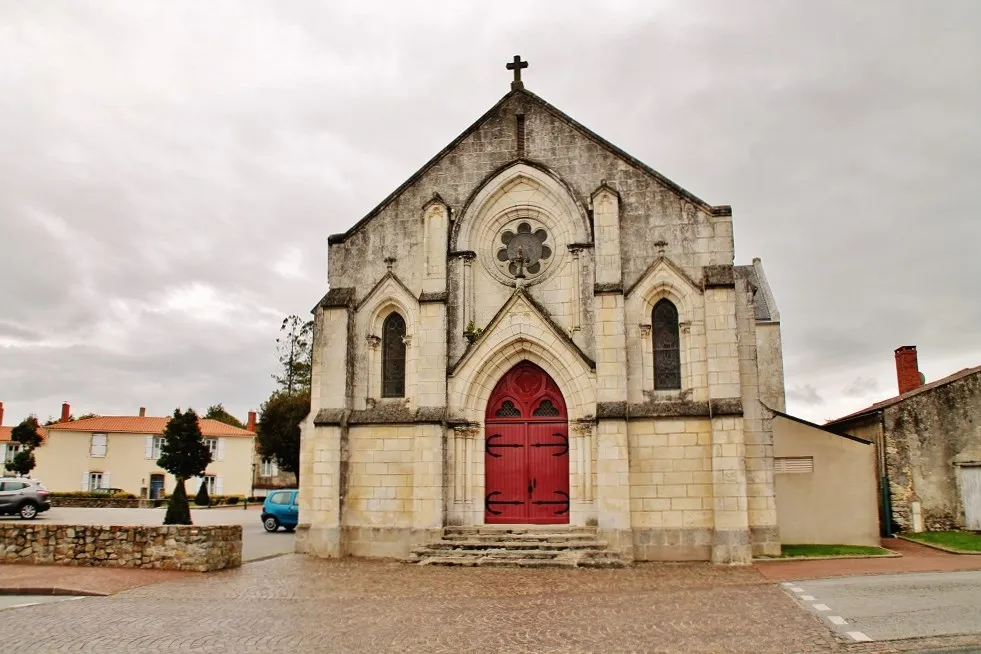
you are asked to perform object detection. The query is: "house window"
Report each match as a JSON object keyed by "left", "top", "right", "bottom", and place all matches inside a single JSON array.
[
  {"left": 381, "top": 312, "right": 406, "bottom": 398},
  {"left": 4, "top": 443, "right": 23, "bottom": 464},
  {"left": 652, "top": 298, "right": 681, "bottom": 390},
  {"left": 205, "top": 438, "right": 218, "bottom": 457},
  {"left": 88, "top": 472, "right": 104, "bottom": 491},
  {"left": 261, "top": 458, "right": 278, "bottom": 477},
  {"left": 774, "top": 457, "right": 814, "bottom": 474},
  {"left": 204, "top": 475, "right": 217, "bottom": 495},
  {"left": 90, "top": 433, "right": 108, "bottom": 457},
  {"left": 152, "top": 436, "right": 166, "bottom": 460}
]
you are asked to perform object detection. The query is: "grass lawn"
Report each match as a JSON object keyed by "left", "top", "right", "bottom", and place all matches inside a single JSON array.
[
  {"left": 904, "top": 531, "right": 981, "bottom": 552},
  {"left": 780, "top": 544, "right": 891, "bottom": 558}
]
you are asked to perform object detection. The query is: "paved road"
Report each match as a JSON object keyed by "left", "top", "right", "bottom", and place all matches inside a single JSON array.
[
  {"left": 782, "top": 570, "right": 981, "bottom": 643},
  {"left": 0, "top": 506, "right": 294, "bottom": 562}
]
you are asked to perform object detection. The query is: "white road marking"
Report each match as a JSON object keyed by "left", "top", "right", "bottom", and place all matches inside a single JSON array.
[
  {"left": 789, "top": 586, "right": 805, "bottom": 593},
  {"left": 813, "top": 604, "right": 831, "bottom": 611},
  {"left": 781, "top": 582, "right": 793, "bottom": 586},
  {"left": 6, "top": 603, "right": 40, "bottom": 610},
  {"left": 828, "top": 616, "right": 847, "bottom": 626},
  {"left": 847, "top": 631, "right": 872, "bottom": 642},
  {"left": 800, "top": 595, "right": 815, "bottom": 601}
]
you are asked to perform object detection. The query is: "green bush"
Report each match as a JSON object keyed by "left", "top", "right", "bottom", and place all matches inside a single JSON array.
[
  {"left": 48, "top": 491, "right": 138, "bottom": 500},
  {"left": 194, "top": 482, "right": 211, "bottom": 507}
]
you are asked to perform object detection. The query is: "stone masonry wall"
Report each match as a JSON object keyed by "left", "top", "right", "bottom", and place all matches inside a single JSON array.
[
  {"left": 0, "top": 525, "right": 241, "bottom": 571},
  {"left": 881, "top": 371, "right": 981, "bottom": 531}
]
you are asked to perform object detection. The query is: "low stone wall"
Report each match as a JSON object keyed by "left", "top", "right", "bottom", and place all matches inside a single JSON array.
[{"left": 0, "top": 525, "right": 242, "bottom": 571}]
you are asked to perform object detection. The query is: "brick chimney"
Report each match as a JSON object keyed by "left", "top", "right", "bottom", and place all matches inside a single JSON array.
[
  {"left": 60, "top": 402, "right": 71, "bottom": 423},
  {"left": 246, "top": 411, "right": 257, "bottom": 433},
  {"left": 895, "top": 346, "right": 922, "bottom": 395},
  {"left": 139, "top": 407, "right": 146, "bottom": 417}
]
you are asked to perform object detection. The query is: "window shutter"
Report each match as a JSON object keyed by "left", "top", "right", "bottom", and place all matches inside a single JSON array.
[
  {"left": 272, "top": 460, "right": 278, "bottom": 476},
  {"left": 81, "top": 472, "right": 89, "bottom": 491},
  {"left": 145, "top": 436, "right": 153, "bottom": 459},
  {"left": 216, "top": 477, "right": 223, "bottom": 494},
  {"left": 217, "top": 438, "right": 226, "bottom": 462},
  {"left": 102, "top": 472, "right": 111, "bottom": 489}
]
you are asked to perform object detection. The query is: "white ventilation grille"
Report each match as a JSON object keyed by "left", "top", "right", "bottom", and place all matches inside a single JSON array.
[{"left": 774, "top": 456, "right": 814, "bottom": 474}]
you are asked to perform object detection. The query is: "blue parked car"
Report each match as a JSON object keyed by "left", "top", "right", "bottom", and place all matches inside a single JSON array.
[{"left": 261, "top": 489, "right": 298, "bottom": 532}]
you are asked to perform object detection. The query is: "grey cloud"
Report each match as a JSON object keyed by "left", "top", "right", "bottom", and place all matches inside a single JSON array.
[
  {"left": 787, "top": 385, "right": 825, "bottom": 407},
  {"left": 843, "top": 377, "right": 879, "bottom": 398}
]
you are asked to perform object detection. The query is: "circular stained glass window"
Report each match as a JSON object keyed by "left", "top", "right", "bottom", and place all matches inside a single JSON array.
[{"left": 495, "top": 220, "right": 553, "bottom": 278}]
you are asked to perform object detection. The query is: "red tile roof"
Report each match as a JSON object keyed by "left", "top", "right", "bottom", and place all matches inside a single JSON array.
[
  {"left": 0, "top": 425, "right": 47, "bottom": 443},
  {"left": 44, "top": 416, "right": 255, "bottom": 438},
  {"left": 827, "top": 364, "right": 981, "bottom": 426}
]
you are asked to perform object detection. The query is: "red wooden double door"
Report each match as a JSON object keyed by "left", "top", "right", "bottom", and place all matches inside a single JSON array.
[{"left": 485, "top": 361, "right": 570, "bottom": 524}]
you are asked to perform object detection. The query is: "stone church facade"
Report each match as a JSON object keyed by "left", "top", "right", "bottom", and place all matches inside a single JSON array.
[{"left": 297, "top": 62, "right": 786, "bottom": 564}]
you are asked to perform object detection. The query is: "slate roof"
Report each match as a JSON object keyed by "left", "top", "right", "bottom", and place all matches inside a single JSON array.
[
  {"left": 44, "top": 416, "right": 255, "bottom": 438},
  {"left": 826, "top": 364, "right": 981, "bottom": 426},
  {"left": 735, "top": 265, "right": 772, "bottom": 322}
]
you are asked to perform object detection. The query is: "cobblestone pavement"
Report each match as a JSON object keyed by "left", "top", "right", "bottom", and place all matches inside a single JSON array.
[
  {"left": 0, "top": 555, "right": 977, "bottom": 653},
  {"left": 0, "top": 555, "right": 835, "bottom": 653}
]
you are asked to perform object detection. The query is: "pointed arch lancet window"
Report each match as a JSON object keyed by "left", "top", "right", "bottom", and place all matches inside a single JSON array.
[
  {"left": 382, "top": 312, "right": 406, "bottom": 397},
  {"left": 652, "top": 299, "right": 681, "bottom": 390}
]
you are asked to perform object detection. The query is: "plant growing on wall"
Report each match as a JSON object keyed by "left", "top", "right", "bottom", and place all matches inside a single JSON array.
[
  {"left": 5, "top": 416, "right": 44, "bottom": 476},
  {"left": 463, "top": 319, "right": 483, "bottom": 346},
  {"left": 157, "top": 408, "right": 212, "bottom": 525}
]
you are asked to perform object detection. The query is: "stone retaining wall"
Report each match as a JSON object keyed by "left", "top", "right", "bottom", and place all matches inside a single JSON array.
[{"left": 0, "top": 525, "right": 242, "bottom": 571}]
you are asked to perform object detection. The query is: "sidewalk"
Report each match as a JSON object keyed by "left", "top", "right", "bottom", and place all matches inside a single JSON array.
[
  {"left": 756, "top": 537, "right": 981, "bottom": 581},
  {"left": 0, "top": 565, "right": 194, "bottom": 596}
]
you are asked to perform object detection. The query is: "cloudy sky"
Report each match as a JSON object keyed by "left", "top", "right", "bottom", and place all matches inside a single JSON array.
[{"left": 1, "top": 1, "right": 978, "bottom": 426}]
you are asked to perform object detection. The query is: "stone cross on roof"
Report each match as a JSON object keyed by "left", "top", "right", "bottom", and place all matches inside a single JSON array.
[{"left": 507, "top": 55, "right": 528, "bottom": 90}]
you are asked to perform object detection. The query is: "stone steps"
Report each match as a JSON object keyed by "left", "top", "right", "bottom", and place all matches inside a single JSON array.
[{"left": 405, "top": 526, "right": 626, "bottom": 568}]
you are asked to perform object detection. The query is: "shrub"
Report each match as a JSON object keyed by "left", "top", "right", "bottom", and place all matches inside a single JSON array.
[{"left": 194, "top": 482, "right": 211, "bottom": 507}]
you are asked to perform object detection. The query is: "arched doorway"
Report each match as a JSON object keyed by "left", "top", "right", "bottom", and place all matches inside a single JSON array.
[{"left": 485, "top": 361, "right": 570, "bottom": 524}]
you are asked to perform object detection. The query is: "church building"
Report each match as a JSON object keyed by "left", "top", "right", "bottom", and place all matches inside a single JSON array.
[{"left": 297, "top": 58, "right": 786, "bottom": 565}]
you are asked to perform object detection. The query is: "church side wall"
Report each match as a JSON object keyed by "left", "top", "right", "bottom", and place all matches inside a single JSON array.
[
  {"left": 342, "top": 424, "right": 443, "bottom": 559},
  {"left": 628, "top": 419, "right": 714, "bottom": 561}
]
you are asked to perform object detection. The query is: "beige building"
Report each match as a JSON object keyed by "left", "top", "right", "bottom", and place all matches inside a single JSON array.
[
  {"left": 34, "top": 404, "right": 257, "bottom": 498},
  {"left": 770, "top": 411, "right": 879, "bottom": 547},
  {"left": 298, "top": 60, "right": 790, "bottom": 564}
]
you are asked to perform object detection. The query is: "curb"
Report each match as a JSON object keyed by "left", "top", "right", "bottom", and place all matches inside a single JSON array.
[
  {"left": 754, "top": 549, "right": 901, "bottom": 562},
  {"left": 897, "top": 535, "right": 981, "bottom": 556},
  {"left": 0, "top": 587, "right": 107, "bottom": 597}
]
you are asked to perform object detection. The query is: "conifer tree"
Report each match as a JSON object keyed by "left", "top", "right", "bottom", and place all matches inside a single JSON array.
[{"left": 157, "top": 408, "right": 212, "bottom": 525}]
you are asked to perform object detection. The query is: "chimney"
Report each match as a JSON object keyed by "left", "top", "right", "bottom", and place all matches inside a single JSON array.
[
  {"left": 60, "top": 402, "right": 71, "bottom": 423},
  {"left": 246, "top": 411, "right": 257, "bottom": 433},
  {"left": 895, "top": 346, "right": 922, "bottom": 395},
  {"left": 0, "top": 401, "right": 4, "bottom": 427},
  {"left": 139, "top": 407, "right": 146, "bottom": 417}
]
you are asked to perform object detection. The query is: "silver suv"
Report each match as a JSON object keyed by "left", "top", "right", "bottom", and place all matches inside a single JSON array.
[{"left": 0, "top": 477, "right": 51, "bottom": 519}]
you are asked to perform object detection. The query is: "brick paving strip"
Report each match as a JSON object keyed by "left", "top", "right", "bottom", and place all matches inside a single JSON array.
[
  {"left": 755, "top": 538, "right": 981, "bottom": 582},
  {"left": 0, "top": 564, "right": 194, "bottom": 596}
]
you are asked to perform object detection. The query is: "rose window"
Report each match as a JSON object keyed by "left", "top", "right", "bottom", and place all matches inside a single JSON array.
[{"left": 495, "top": 221, "right": 553, "bottom": 278}]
